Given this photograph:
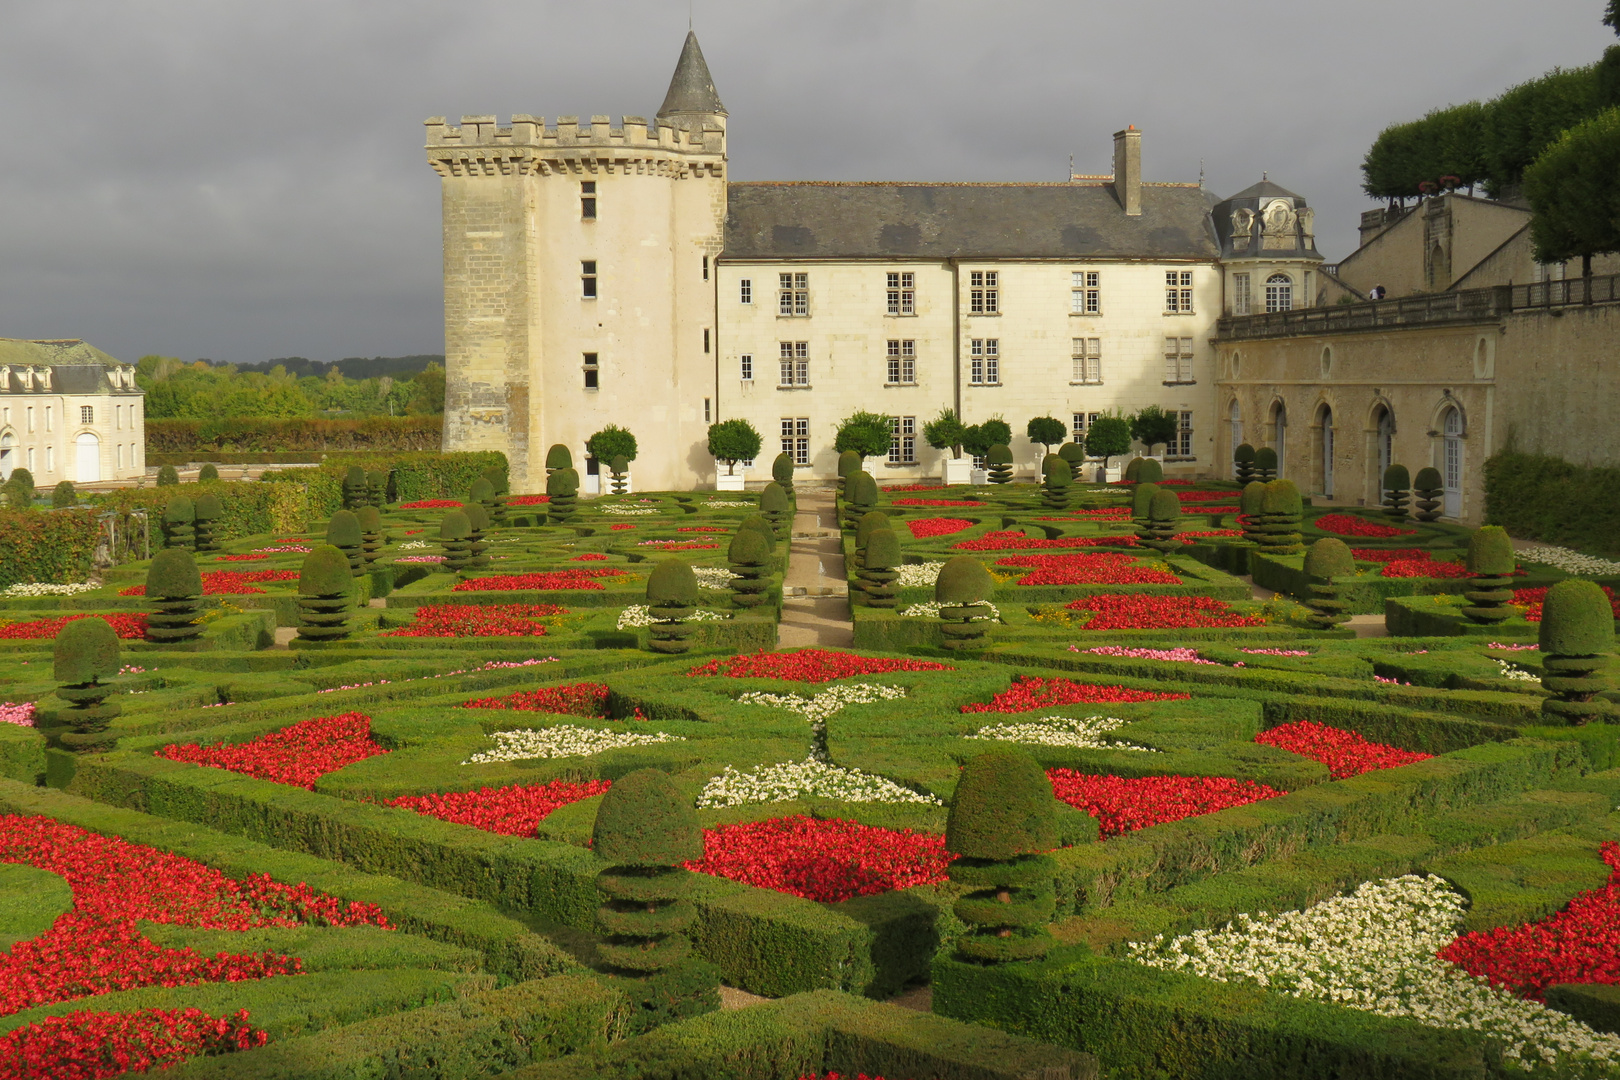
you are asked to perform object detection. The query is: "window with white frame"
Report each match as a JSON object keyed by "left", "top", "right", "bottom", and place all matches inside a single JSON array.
[
  {"left": 779, "top": 272, "right": 809, "bottom": 316},
  {"left": 778, "top": 342, "right": 809, "bottom": 386},
  {"left": 969, "top": 339, "right": 999, "bottom": 384},
  {"left": 81, "top": 405, "right": 93, "bottom": 424},
  {"left": 886, "top": 340, "right": 916, "bottom": 384},
  {"left": 1071, "top": 271, "right": 1100, "bottom": 314},
  {"left": 781, "top": 417, "right": 810, "bottom": 465},
  {"left": 739, "top": 278, "right": 752, "bottom": 305},
  {"left": 1232, "top": 272, "right": 1251, "bottom": 316},
  {"left": 1265, "top": 273, "right": 1293, "bottom": 312},
  {"left": 886, "top": 272, "right": 915, "bottom": 315},
  {"left": 1071, "top": 338, "right": 1102, "bottom": 384},
  {"left": 888, "top": 415, "right": 916, "bottom": 464},
  {"left": 1165, "top": 270, "right": 1194, "bottom": 313},
  {"left": 739, "top": 354, "right": 753, "bottom": 381},
  {"left": 1167, "top": 410, "right": 1194, "bottom": 458},
  {"left": 969, "top": 271, "right": 999, "bottom": 314},
  {"left": 1163, "top": 337, "right": 1195, "bottom": 384},
  {"left": 1071, "top": 411, "right": 1101, "bottom": 443}
]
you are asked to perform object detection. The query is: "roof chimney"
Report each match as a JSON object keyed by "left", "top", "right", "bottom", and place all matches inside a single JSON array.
[{"left": 1113, "top": 126, "right": 1141, "bottom": 216}]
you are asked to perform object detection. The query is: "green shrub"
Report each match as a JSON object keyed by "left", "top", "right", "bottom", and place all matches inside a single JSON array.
[
  {"left": 1539, "top": 580, "right": 1616, "bottom": 725},
  {"left": 439, "top": 511, "right": 474, "bottom": 574},
  {"left": 145, "top": 548, "right": 204, "bottom": 645},
  {"left": 1131, "top": 483, "right": 1159, "bottom": 524},
  {"left": 261, "top": 453, "right": 502, "bottom": 519},
  {"left": 586, "top": 425, "right": 638, "bottom": 475},
  {"left": 99, "top": 482, "right": 307, "bottom": 546},
  {"left": 1234, "top": 443, "right": 1256, "bottom": 484},
  {"left": 147, "top": 416, "right": 441, "bottom": 455},
  {"left": 192, "top": 494, "right": 223, "bottom": 553},
  {"left": 855, "top": 511, "right": 891, "bottom": 555},
  {"left": 1041, "top": 461, "right": 1073, "bottom": 510},
  {"left": 1123, "top": 457, "right": 1142, "bottom": 483},
  {"left": 772, "top": 452, "right": 795, "bottom": 497},
  {"left": 859, "top": 529, "right": 902, "bottom": 609},
  {"left": 343, "top": 466, "right": 370, "bottom": 510},
  {"left": 1255, "top": 479, "right": 1304, "bottom": 555},
  {"left": 986, "top": 444, "right": 1013, "bottom": 485},
  {"left": 1136, "top": 458, "right": 1164, "bottom": 484},
  {"left": 0, "top": 508, "right": 101, "bottom": 590},
  {"left": 760, "top": 482, "right": 792, "bottom": 531},
  {"left": 355, "top": 505, "right": 385, "bottom": 565},
  {"left": 727, "top": 529, "right": 772, "bottom": 608},
  {"left": 297, "top": 545, "right": 355, "bottom": 643},
  {"left": 1383, "top": 464, "right": 1412, "bottom": 520},
  {"left": 1253, "top": 446, "right": 1277, "bottom": 482},
  {"left": 469, "top": 476, "right": 497, "bottom": 520},
  {"left": 50, "top": 481, "right": 76, "bottom": 508},
  {"left": 1485, "top": 449, "right": 1620, "bottom": 557},
  {"left": 197, "top": 463, "right": 220, "bottom": 482},
  {"left": 738, "top": 514, "right": 775, "bottom": 547},
  {"left": 843, "top": 472, "right": 878, "bottom": 530},
  {"left": 646, "top": 560, "right": 698, "bottom": 654},
  {"left": 1302, "top": 538, "right": 1355, "bottom": 630},
  {"left": 1463, "top": 525, "right": 1517, "bottom": 625},
  {"left": 367, "top": 469, "right": 390, "bottom": 508},
  {"left": 463, "top": 501, "right": 492, "bottom": 571},
  {"left": 609, "top": 456, "right": 630, "bottom": 496},
  {"left": 936, "top": 556, "right": 995, "bottom": 651},
  {"left": 156, "top": 465, "right": 179, "bottom": 487},
  {"left": 546, "top": 444, "right": 574, "bottom": 473},
  {"left": 547, "top": 469, "right": 578, "bottom": 523},
  {"left": 707, "top": 419, "right": 762, "bottom": 478},
  {"left": 1545, "top": 983, "right": 1620, "bottom": 1037},
  {"left": 1059, "top": 441, "right": 1086, "bottom": 480},
  {"left": 43, "top": 617, "right": 122, "bottom": 752},
  {"left": 1412, "top": 466, "right": 1443, "bottom": 522},
  {"left": 326, "top": 510, "right": 365, "bottom": 576},
  {"left": 836, "top": 450, "right": 862, "bottom": 494},
  {"left": 162, "top": 496, "right": 196, "bottom": 551},
  {"left": 1140, "top": 489, "right": 1181, "bottom": 553},
  {"left": 946, "top": 749, "right": 1057, "bottom": 962}
]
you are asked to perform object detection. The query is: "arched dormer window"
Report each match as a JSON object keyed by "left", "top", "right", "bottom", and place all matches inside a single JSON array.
[{"left": 1265, "top": 274, "right": 1293, "bottom": 313}]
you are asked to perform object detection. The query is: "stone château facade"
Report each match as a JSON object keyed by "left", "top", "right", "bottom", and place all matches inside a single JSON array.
[{"left": 0, "top": 338, "right": 145, "bottom": 486}]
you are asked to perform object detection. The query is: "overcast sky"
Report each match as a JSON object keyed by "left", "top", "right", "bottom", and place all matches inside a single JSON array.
[{"left": 0, "top": 0, "right": 1608, "bottom": 365}]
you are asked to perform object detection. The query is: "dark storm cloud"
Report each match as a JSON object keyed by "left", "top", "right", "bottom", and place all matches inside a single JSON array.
[{"left": 0, "top": 0, "right": 1606, "bottom": 363}]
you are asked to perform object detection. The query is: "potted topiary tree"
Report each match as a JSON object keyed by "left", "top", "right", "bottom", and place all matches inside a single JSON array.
[
  {"left": 587, "top": 424, "right": 638, "bottom": 495},
  {"left": 771, "top": 452, "right": 796, "bottom": 499},
  {"left": 1041, "top": 460, "right": 1073, "bottom": 510},
  {"left": 51, "top": 481, "right": 76, "bottom": 508},
  {"left": 1463, "top": 526, "right": 1517, "bottom": 625},
  {"left": 760, "top": 482, "right": 792, "bottom": 532},
  {"left": 610, "top": 455, "right": 631, "bottom": 496},
  {"left": 646, "top": 559, "right": 700, "bottom": 654},
  {"left": 936, "top": 555, "right": 996, "bottom": 651},
  {"left": 1302, "top": 538, "right": 1355, "bottom": 629},
  {"left": 727, "top": 527, "right": 772, "bottom": 608},
  {"left": 859, "top": 527, "right": 902, "bottom": 608},
  {"left": 1026, "top": 416, "right": 1067, "bottom": 459},
  {"left": 985, "top": 444, "right": 1014, "bottom": 485},
  {"left": 1382, "top": 464, "right": 1411, "bottom": 521},
  {"left": 156, "top": 465, "right": 179, "bottom": 486},
  {"left": 326, "top": 510, "right": 365, "bottom": 576},
  {"left": 706, "top": 419, "right": 760, "bottom": 491},
  {"left": 1059, "top": 441, "right": 1086, "bottom": 482},
  {"left": 197, "top": 464, "right": 219, "bottom": 482},
  {"left": 1255, "top": 479, "right": 1305, "bottom": 555},
  {"left": 1412, "top": 467, "right": 1444, "bottom": 522},
  {"left": 355, "top": 505, "right": 387, "bottom": 566},
  {"left": 296, "top": 545, "right": 355, "bottom": 643},
  {"left": 843, "top": 471, "right": 878, "bottom": 530},
  {"left": 1234, "top": 443, "right": 1257, "bottom": 484},
  {"left": 41, "top": 617, "right": 123, "bottom": 753},
  {"left": 192, "top": 494, "right": 223, "bottom": 553},
  {"left": 343, "top": 466, "right": 370, "bottom": 510},
  {"left": 1083, "top": 416, "right": 1131, "bottom": 481},
  {"left": 144, "top": 548, "right": 204, "bottom": 645},
  {"left": 546, "top": 469, "right": 578, "bottom": 524},
  {"left": 925, "top": 407, "right": 972, "bottom": 486},
  {"left": 438, "top": 511, "right": 474, "bottom": 573},
  {"left": 1253, "top": 446, "right": 1278, "bottom": 483},
  {"left": 1538, "top": 580, "right": 1615, "bottom": 725},
  {"left": 946, "top": 748, "right": 1057, "bottom": 962},
  {"left": 834, "top": 411, "right": 895, "bottom": 475},
  {"left": 162, "top": 496, "right": 196, "bottom": 551}
]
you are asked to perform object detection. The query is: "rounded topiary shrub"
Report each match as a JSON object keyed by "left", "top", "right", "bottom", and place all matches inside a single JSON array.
[
  {"left": 646, "top": 559, "right": 699, "bottom": 654},
  {"left": 545, "top": 444, "right": 573, "bottom": 473},
  {"left": 546, "top": 468, "right": 578, "bottom": 523},
  {"left": 836, "top": 450, "right": 861, "bottom": 493},
  {"left": 326, "top": 510, "right": 365, "bottom": 575},
  {"left": 481, "top": 465, "right": 508, "bottom": 497},
  {"left": 1123, "top": 457, "right": 1142, "bottom": 483},
  {"left": 1539, "top": 580, "right": 1616, "bottom": 726},
  {"left": 1255, "top": 479, "right": 1304, "bottom": 555},
  {"left": 1239, "top": 481, "right": 1268, "bottom": 545},
  {"left": 469, "top": 476, "right": 496, "bottom": 512},
  {"left": 1463, "top": 526, "right": 1517, "bottom": 625},
  {"left": 946, "top": 748, "right": 1057, "bottom": 963},
  {"left": 859, "top": 528, "right": 902, "bottom": 608},
  {"left": 1041, "top": 461, "right": 1072, "bottom": 510},
  {"left": 162, "top": 496, "right": 196, "bottom": 550},
  {"left": 296, "top": 545, "right": 355, "bottom": 643},
  {"left": 727, "top": 527, "right": 772, "bottom": 608},
  {"left": 43, "top": 617, "right": 123, "bottom": 753},
  {"left": 1041, "top": 453, "right": 1064, "bottom": 479},
  {"left": 1131, "top": 482, "right": 1159, "bottom": 524},
  {"left": 1302, "top": 537, "right": 1355, "bottom": 629},
  {"left": 1234, "top": 443, "right": 1256, "bottom": 484},
  {"left": 738, "top": 514, "right": 775, "bottom": 547},
  {"left": 1412, "top": 466, "right": 1443, "bottom": 522},
  {"left": 1059, "top": 441, "right": 1086, "bottom": 480},
  {"left": 771, "top": 452, "right": 795, "bottom": 498},
  {"left": 197, "top": 463, "right": 219, "bottom": 482},
  {"left": 1141, "top": 488, "right": 1181, "bottom": 553},
  {"left": 855, "top": 511, "right": 891, "bottom": 552},
  {"left": 1137, "top": 458, "right": 1164, "bottom": 484},
  {"left": 355, "top": 504, "right": 385, "bottom": 564},
  {"left": 936, "top": 555, "right": 996, "bottom": 651},
  {"left": 760, "top": 482, "right": 792, "bottom": 531},
  {"left": 145, "top": 548, "right": 205, "bottom": 645},
  {"left": 1253, "top": 446, "right": 1277, "bottom": 482},
  {"left": 51, "top": 481, "right": 77, "bottom": 508},
  {"left": 367, "top": 470, "right": 390, "bottom": 508},
  {"left": 986, "top": 444, "right": 1013, "bottom": 485},
  {"left": 192, "top": 494, "right": 223, "bottom": 553},
  {"left": 342, "top": 466, "right": 369, "bottom": 510},
  {"left": 438, "top": 511, "right": 473, "bottom": 573},
  {"left": 156, "top": 465, "right": 179, "bottom": 487},
  {"left": 1382, "top": 464, "right": 1411, "bottom": 521},
  {"left": 843, "top": 472, "right": 878, "bottom": 530}
]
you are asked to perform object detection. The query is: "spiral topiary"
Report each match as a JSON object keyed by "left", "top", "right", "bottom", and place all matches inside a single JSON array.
[
  {"left": 1302, "top": 538, "right": 1355, "bottom": 630},
  {"left": 51, "top": 481, "right": 76, "bottom": 508},
  {"left": 771, "top": 452, "right": 795, "bottom": 499},
  {"left": 1234, "top": 443, "right": 1256, "bottom": 485},
  {"left": 144, "top": 548, "right": 204, "bottom": 645},
  {"left": 836, "top": 449, "right": 862, "bottom": 494},
  {"left": 1141, "top": 489, "right": 1182, "bottom": 553},
  {"left": 41, "top": 617, "right": 123, "bottom": 753},
  {"left": 342, "top": 466, "right": 370, "bottom": 510},
  {"left": 546, "top": 468, "right": 578, "bottom": 523},
  {"left": 296, "top": 545, "right": 355, "bottom": 643},
  {"left": 197, "top": 464, "right": 219, "bottom": 483},
  {"left": 463, "top": 501, "right": 492, "bottom": 571},
  {"left": 646, "top": 559, "right": 699, "bottom": 654},
  {"left": 1239, "top": 481, "right": 1268, "bottom": 545},
  {"left": 843, "top": 472, "right": 877, "bottom": 530},
  {"left": 367, "top": 470, "right": 390, "bottom": 509},
  {"left": 156, "top": 465, "right": 179, "bottom": 487},
  {"left": 986, "top": 444, "right": 1013, "bottom": 485},
  {"left": 1255, "top": 479, "right": 1304, "bottom": 555},
  {"left": 1463, "top": 526, "right": 1517, "bottom": 625},
  {"left": 610, "top": 455, "right": 630, "bottom": 496},
  {"left": 355, "top": 505, "right": 386, "bottom": 566},
  {"left": 1538, "top": 581, "right": 1615, "bottom": 726},
  {"left": 946, "top": 748, "right": 1057, "bottom": 963},
  {"left": 1412, "top": 467, "right": 1444, "bottom": 522},
  {"left": 162, "top": 496, "right": 196, "bottom": 551},
  {"left": 727, "top": 527, "right": 772, "bottom": 608},
  {"left": 1059, "top": 441, "right": 1086, "bottom": 481},
  {"left": 760, "top": 482, "right": 792, "bottom": 532},
  {"left": 936, "top": 555, "right": 996, "bottom": 651},
  {"left": 1382, "top": 464, "right": 1411, "bottom": 521},
  {"left": 192, "top": 494, "right": 222, "bottom": 553},
  {"left": 1253, "top": 446, "right": 1278, "bottom": 483},
  {"left": 1041, "top": 461, "right": 1073, "bottom": 510},
  {"left": 325, "top": 510, "right": 365, "bottom": 576},
  {"left": 738, "top": 514, "right": 775, "bottom": 548},
  {"left": 859, "top": 528, "right": 902, "bottom": 608},
  {"left": 438, "top": 511, "right": 474, "bottom": 573}
]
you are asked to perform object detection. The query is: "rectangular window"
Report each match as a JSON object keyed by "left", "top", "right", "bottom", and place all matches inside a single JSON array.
[
  {"left": 779, "top": 272, "right": 809, "bottom": 316},
  {"left": 46, "top": 446, "right": 53, "bottom": 472},
  {"left": 969, "top": 270, "right": 999, "bottom": 314},
  {"left": 969, "top": 339, "right": 999, "bottom": 385},
  {"left": 1073, "top": 412, "right": 1086, "bottom": 440},
  {"left": 1163, "top": 337, "right": 1195, "bottom": 383},
  {"left": 739, "top": 278, "right": 752, "bottom": 305},
  {"left": 704, "top": 398, "right": 711, "bottom": 422},
  {"left": 1071, "top": 271, "right": 1100, "bottom": 314},
  {"left": 580, "top": 181, "right": 596, "bottom": 220},
  {"left": 80, "top": 405, "right": 94, "bottom": 424},
  {"left": 888, "top": 415, "right": 916, "bottom": 464},
  {"left": 1232, "top": 272, "right": 1251, "bottom": 316},
  {"left": 779, "top": 342, "right": 809, "bottom": 386},
  {"left": 703, "top": 329, "right": 710, "bottom": 354},
  {"left": 583, "top": 352, "right": 599, "bottom": 390},
  {"left": 1165, "top": 270, "right": 1194, "bottom": 313},
  {"left": 781, "top": 417, "right": 810, "bottom": 465},
  {"left": 26, "top": 407, "right": 34, "bottom": 433},
  {"left": 702, "top": 255, "right": 709, "bottom": 281},
  {"left": 582, "top": 260, "right": 598, "bottom": 299},
  {"left": 1168, "top": 410, "right": 1194, "bottom": 458},
  {"left": 886, "top": 340, "right": 916, "bottom": 384},
  {"left": 115, "top": 404, "right": 122, "bottom": 429},
  {"left": 886, "top": 271, "right": 915, "bottom": 315},
  {"left": 740, "top": 353, "right": 753, "bottom": 381},
  {"left": 1071, "top": 338, "right": 1102, "bottom": 384},
  {"left": 45, "top": 406, "right": 52, "bottom": 432}
]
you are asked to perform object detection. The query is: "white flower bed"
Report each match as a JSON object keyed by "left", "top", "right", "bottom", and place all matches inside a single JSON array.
[
  {"left": 615, "top": 605, "right": 728, "bottom": 630},
  {"left": 599, "top": 505, "right": 659, "bottom": 516},
  {"left": 1, "top": 582, "right": 98, "bottom": 598},
  {"left": 738, "top": 683, "right": 908, "bottom": 727},
  {"left": 705, "top": 500, "right": 752, "bottom": 508},
  {"left": 1494, "top": 658, "right": 1541, "bottom": 684},
  {"left": 463, "top": 724, "right": 683, "bottom": 764},
  {"left": 697, "top": 758, "right": 941, "bottom": 808},
  {"left": 1127, "top": 874, "right": 1620, "bottom": 1072},
  {"left": 900, "top": 600, "right": 1000, "bottom": 621},
  {"left": 967, "top": 714, "right": 1156, "bottom": 751},
  {"left": 398, "top": 540, "right": 431, "bottom": 550},
  {"left": 693, "top": 567, "right": 739, "bottom": 591},
  {"left": 1516, "top": 544, "right": 1620, "bottom": 576},
  {"left": 895, "top": 562, "right": 944, "bottom": 588}
]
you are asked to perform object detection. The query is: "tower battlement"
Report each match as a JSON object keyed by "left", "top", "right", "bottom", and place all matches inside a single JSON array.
[{"left": 425, "top": 114, "right": 724, "bottom": 178}]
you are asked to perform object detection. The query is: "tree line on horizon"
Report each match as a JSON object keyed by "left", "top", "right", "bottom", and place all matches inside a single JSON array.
[{"left": 135, "top": 354, "right": 445, "bottom": 421}]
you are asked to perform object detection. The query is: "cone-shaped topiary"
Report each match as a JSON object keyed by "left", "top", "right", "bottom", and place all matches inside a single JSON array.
[
  {"left": 42, "top": 617, "right": 123, "bottom": 752},
  {"left": 197, "top": 464, "right": 219, "bottom": 482},
  {"left": 51, "top": 480, "right": 77, "bottom": 508},
  {"left": 936, "top": 555, "right": 996, "bottom": 651},
  {"left": 609, "top": 455, "right": 630, "bottom": 496},
  {"left": 156, "top": 465, "right": 178, "bottom": 487},
  {"left": 463, "top": 501, "right": 492, "bottom": 570},
  {"left": 859, "top": 528, "right": 902, "bottom": 608},
  {"left": 325, "top": 510, "right": 365, "bottom": 576},
  {"left": 760, "top": 482, "right": 792, "bottom": 531},
  {"left": 1412, "top": 467, "right": 1443, "bottom": 522},
  {"left": 545, "top": 444, "right": 573, "bottom": 474},
  {"left": 946, "top": 748, "right": 1057, "bottom": 963},
  {"left": 367, "top": 470, "right": 389, "bottom": 508},
  {"left": 546, "top": 468, "right": 578, "bottom": 523},
  {"left": 144, "top": 548, "right": 204, "bottom": 645},
  {"left": 1463, "top": 526, "right": 1517, "bottom": 625},
  {"left": 836, "top": 450, "right": 861, "bottom": 494},
  {"left": 986, "top": 444, "right": 1013, "bottom": 485},
  {"left": 162, "top": 496, "right": 196, "bottom": 551},
  {"left": 342, "top": 466, "right": 370, "bottom": 510},
  {"left": 355, "top": 505, "right": 386, "bottom": 565},
  {"left": 1538, "top": 581, "right": 1616, "bottom": 725},
  {"left": 438, "top": 511, "right": 474, "bottom": 573},
  {"left": 646, "top": 559, "right": 700, "bottom": 654},
  {"left": 1141, "top": 489, "right": 1182, "bottom": 553},
  {"left": 1382, "top": 464, "right": 1411, "bottom": 521},
  {"left": 771, "top": 452, "right": 795, "bottom": 498},
  {"left": 1234, "top": 443, "right": 1256, "bottom": 484},
  {"left": 296, "top": 545, "right": 355, "bottom": 643},
  {"left": 192, "top": 494, "right": 222, "bottom": 553},
  {"left": 1302, "top": 538, "right": 1355, "bottom": 630},
  {"left": 738, "top": 514, "right": 775, "bottom": 547},
  {"left": 1041, "top": 461, "right": 1073, "bottom": 510},
  {"left": 843, "top": 471, "right": 877, "bottom": 530},
  {"left": 1239, "top": 481, "right": 1268, "bottom": 545},
  {"left": 727, "top": 527, "right": 772, "bottom": 608},
  {"left": 1059, "top": 441, "right": 1086, "bottom": 481},
  {"left": 1255, "top": 479, "right": 1304, "bottom": 555}
]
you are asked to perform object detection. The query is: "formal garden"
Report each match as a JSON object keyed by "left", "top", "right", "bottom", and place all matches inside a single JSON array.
[{"left": 0, "top": 440, "right": 1615, "bottom": 1080}]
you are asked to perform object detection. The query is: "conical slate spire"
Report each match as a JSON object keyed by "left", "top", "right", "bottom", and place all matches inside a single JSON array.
[{"left": 657, "top": 31, "right": 726, "bottom": 120}]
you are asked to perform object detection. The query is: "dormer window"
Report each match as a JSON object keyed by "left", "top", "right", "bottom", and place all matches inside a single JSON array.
[
  {"left": 18, "top": 369, "right": 31, "bottom": 390},
  {"left": 38, "top": 368, "right": 51, "bottom": 391}
]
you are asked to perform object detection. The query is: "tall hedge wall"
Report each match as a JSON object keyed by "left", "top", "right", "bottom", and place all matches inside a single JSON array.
[
  {"left": 0, "top": 508, "right": 101, "bottom": 589},
  {"left": 97, "top": 481, "right": 309, "bottom": 542},
  {"left": 147, "top": 416, "right": 442, "bottom": 454},
  {"left": 1484, "top": 449, "right": 1620, "bottom": 557},
  {"left": 264, "top": 452, "right": 508, "bottom": 517}
]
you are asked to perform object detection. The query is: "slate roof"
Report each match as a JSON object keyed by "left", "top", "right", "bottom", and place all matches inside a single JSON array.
[
  {"left": 721, "top": 182, "right": 1221, "bottom": 261},
  {"left": 657, "top": 31, "right": 726, "bottom": 119},
  {"left": 1224, "top": 179, "right": 1307, "bottom": 203},
  {"left": 0, "top": 338, "right": 139, "bottom": 396}
]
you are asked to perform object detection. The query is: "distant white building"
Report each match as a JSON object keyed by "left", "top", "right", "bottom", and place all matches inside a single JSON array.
[{"left": 0, "top": 338, "right": 145, "bottom": 485}]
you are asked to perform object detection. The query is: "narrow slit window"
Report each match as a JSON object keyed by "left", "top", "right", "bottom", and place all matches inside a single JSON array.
[
  {"left": 581, "top": 181, "right": 596, "bottom": 220},
  {"left": 582, "top": 261, "right": 598, "bottom": 299}
]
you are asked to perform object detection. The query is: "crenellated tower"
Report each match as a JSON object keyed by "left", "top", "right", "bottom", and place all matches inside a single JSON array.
[{"left": 427, "top": 31, "right": 728, "bottom": 492}]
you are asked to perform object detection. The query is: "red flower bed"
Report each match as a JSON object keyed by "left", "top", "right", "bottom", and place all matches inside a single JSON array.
[
  {"left": 399, "top": 499, "right": 463, "bottom": 509},
  {"left": 1046, "top": 770, "right": 1283, "bottom": 837},
  {"left": 1438, "top": 841, "right": 1620, "bottom": 999},
  {"left": 887, "top": 485, "right": 944, "bottom": 492},
  {"left": 1315, "top": 513, "right": 1418, "bottom": 538},
  {"left": 507, "top": 494, "right": 551, "bottom": 506},
  {"left": 638, "top": 542, "right": 721, "bottom": 551},
  {"left": 1513, "top": 584, "right": 1620, "bottom": 621},
  {"left": 214, "top": 553, "right": 269, "bottom": 562},
  {"left": 893, "top": 498, "right": 983, "bottom": 507},
  {"left": 380, "top": 603, "right": 564, "bottom": 638},
  {"left": 677, "top": 526, "right": 730, "bottom": 533},
  {"left": 907, "top": 517, "right": 974, "bottom": 539},
  {"left": 686, "top": 649, "right": 952, "bottom": 683},
  {"left": 157, "top": 712, "right": 388, "bottom": 789},
  {"left": 461, "top": 681, "right": 610, "bottom": 716},
  {"left": 952, "top": 531, "right": 1133, "bottom": 551},
  {"left": 609, "top": 523, "right": 637, "bottom": 531},
  {"left": 1255, "top": 720, "right": 1432, "bottom": 780},
  {"left": 1175, "top": 490, "right": 1242, "bottom": 502},
  {"left": 1177, "top": 529, "right": 1244, "bottom": 539},
  {"left": 452, "top": 570, "right": 625, "bottom": 592},
  {"left": 994, "top": 553, "right": 1181, "bottom": 586},
  {"left": 1352, "top": 548, "right": 1433, "bottom": 563},
  {"left": 0, "top": 613, "right": 147, "bottom": 640},
  {"left": 961, "top": 675, "right": 1189, "bottom": 713},
  {"left": 0, "top": 1007, "right": 267, "bottom": 1079},
  {"left": 571, "top": 553, "right": 608, "bottom": 561},
  {"left": 685, "top": 816, "right": 951, "bottom": 903},
  {"left": 121, "top": 569, "right": 300, "bottom": 597},
  {"left": 1063, "top": 594, "right": 1265, "bottom": 630},
  {"left": 388, "top": 780, "right": 610, "bottom": 837},
  {"left": 1036, "top": 508, "right": 1131, "bottom": 520},
  {"left": 1379, "top": 558, "right": 1469, "bottom": 579}
]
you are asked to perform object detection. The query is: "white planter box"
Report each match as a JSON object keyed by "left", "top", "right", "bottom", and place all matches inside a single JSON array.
[
  {"left": 1094, "top": 464, "right": 1122, "bottom": 484},
  {"left": 715, "top": 472, "right": 747, "bottom": 492},
  {"left": 943, "top": 457, "right": 973, "bottom": 486},
  {"left": 969, "top": 468, "right": 989, "bottom": 486}
]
